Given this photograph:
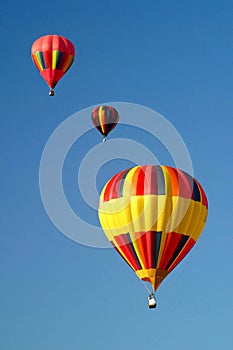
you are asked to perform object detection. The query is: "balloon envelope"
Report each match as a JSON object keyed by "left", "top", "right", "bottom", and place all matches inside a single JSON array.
[
  {"left": 91, "top": 105, "right": 119, "bottom": 140},
  {"left": 31, "top": 34, "right": 75, "bottom": 94},
  {"left": 98, "top": 165, "right": 208, "bottom": 291}
]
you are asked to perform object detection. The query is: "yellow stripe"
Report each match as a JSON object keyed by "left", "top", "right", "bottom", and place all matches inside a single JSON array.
[
  {"left": 99, "top": 195, "right": 168, "bottom": 234},
  {"left": 98, "top": 195, "right": 207, "bottom": 240},
  {"left": 98, "top": 106, "right": 105, "bottom": 134},
  {"left": 52, "top": 50, "right": 57, "bottom": 70},
  {"left": 99, "top": 206, "right": 135, "bottom": 270},
  {"left": 99, "top": 196, "right": 137, "bottom": 236},
  {"left": 161, "top": 165, "right": 173, "bottom": 195},
  {"left": 155, "top": 168, "right": 173, "bottom": 266},
  {"left": 136, "top": 268, "right": 168, "bottom": 280}
]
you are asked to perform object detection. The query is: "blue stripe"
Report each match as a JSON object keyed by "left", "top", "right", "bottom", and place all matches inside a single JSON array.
[
  {"left": 39, "top": 52, "right": 46, "bottom": 69},
  {"left": 154, "top": 231, "right": 162, "bottom": 267},
  {"left": 192, "top": 179, "right": 201, "bottom": 202},
  {"left": 56, "top": 51, "right": 63, "bottom": 69},
  {"left": 125, "top": 233, "right": 143, "bottom": 269},
  {"left": 184, "top": 172, "right": 201, "bottom": 202}
]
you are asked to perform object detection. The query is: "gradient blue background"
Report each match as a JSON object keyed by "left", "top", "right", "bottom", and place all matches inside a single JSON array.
[{"left": 1, "top": 1, "right": 233, "bottom": 349}]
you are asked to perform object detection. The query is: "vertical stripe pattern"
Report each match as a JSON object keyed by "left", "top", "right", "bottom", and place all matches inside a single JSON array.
[
  {"left": 91, "top": 105, "right": 120, "bottom": 138},
  {"left": 98, "top": 165, "right": 208, "bottom": 291},
  {"left": 31, "top": 35, "right": 75, "bottom": 89}
]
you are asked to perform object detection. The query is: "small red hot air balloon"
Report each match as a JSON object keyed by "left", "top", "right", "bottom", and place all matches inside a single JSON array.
[
  {"left": 91, "top": 105, "right": 120, "bottom": 142},
  {"left": 31, "top": 34, "right": 75, "bottom": 96}
]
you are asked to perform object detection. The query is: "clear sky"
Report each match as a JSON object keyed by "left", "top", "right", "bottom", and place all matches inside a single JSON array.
[{"left": 1, "top": 1, "right": 233, "bottom": 349}]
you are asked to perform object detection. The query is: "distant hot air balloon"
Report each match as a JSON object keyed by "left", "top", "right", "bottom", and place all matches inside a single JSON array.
[
  {"left": 98, "top": 165, "right": 208, "bottom": 309},
  {"left": 31, "top": 34, "right": 75, "bottom": 96},
  {"left": 91, "top": 105, "right": 119, "bottom": 142}
]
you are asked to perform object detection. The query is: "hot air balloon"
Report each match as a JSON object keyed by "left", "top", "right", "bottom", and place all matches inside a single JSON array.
[
  {"left": 91, "top": 105, "right": 119, "bottom": 142},
  {"left": 31, "top": 34, "right": 75, "bottom": 96},
  {"left": 98, "top": 165, "right": 208, "bottom": 309}
]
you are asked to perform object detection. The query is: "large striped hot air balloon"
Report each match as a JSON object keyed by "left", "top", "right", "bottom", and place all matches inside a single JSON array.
[
  {"left": 31, "top": 34, "right": 75, "bottom": 96},
  {"left": 98, "top": 165, "right": 208, "bottom": 308},
  {"left": 91, "top": 105, "right": 119, "bottom": 142}
]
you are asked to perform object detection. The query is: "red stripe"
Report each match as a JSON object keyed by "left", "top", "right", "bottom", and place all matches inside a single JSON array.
[
  {"left": 142, "top": 277, "right": 151, "bottom": 283},
  {"left": 43, "top": 51, "right": 52, "bottom": 69},
  {"left": 103, "top": 169, "right": 128, "bottom": 201},
  {"left": 158, "top": 232, "right": 184, "bottom": 270},
  {"left": 168, "top": 238, "right": 196, "bottom": 272},
  {"left": 32, "top": 35, "right": 75, "bottom": 54},
  {"left": 110, "top": 242, "right": 132, "bottom": 269},
  {"left": 95, "top": 108, "right": 100, "bottom": 127},
  {"left": 91, "top": 107, "right": 100, "bottom": 128},
  {"left": 114, "top": 235, "right": 141, "bottom": 271},
  {"left": 176, "top": 169, "right": 193, "bottom": 199},
  {"left": 136, "top": 168, "right": 146, "bottom": 195},
  {"left": 147, "top": 165, "right": 159, "bottom": 195},
  {"left": 40, "top": 69, "right": 64, "bottom": 88},
  {"left": 135, "top": 232, "right": 149, "bottom": 268},
  {"left": 134, "top": 165, "right": 160, "bottom": 195},
  {"left": 136, "top": 231, "right": 156, "bottom": 268}
]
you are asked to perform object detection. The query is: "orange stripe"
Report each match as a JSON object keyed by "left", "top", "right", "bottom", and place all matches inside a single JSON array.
[{"left": 166, "top": 166, "right": 179, "bottom": 196}]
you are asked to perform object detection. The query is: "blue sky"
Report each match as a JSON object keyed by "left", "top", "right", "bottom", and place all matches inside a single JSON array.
[{"left": 1, "top": 1, "right": 233, "bottom": 349}]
